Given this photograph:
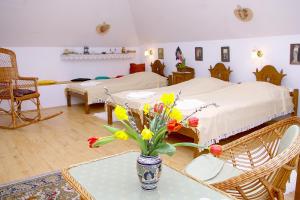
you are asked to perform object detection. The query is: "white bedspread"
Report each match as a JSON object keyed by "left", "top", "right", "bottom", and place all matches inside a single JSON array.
[
  {"left": 110, "top": 81, "right": 294, "bottom": 146},
  {"left": 110, "top": 77, "right": 233, "bottom": 109},
  {"left": 66, "top": 72, "right": 168, "bottom": 104},
  {"left": 184, "top": 82, "right": 294, "bottom": 145}
]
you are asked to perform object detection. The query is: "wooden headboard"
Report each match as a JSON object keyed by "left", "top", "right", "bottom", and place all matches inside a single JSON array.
[
  {"left": 253, "top": 65, "right": 298, "bottom": 116},
  {"left": 151, "top": 60, "right": 165, "bottom": 77},
  {"left": 209, "top": 63, "right": 232, "bottom": 81},
  {"left": 253, "top": 65, "right": 286, "bottom": 86}
]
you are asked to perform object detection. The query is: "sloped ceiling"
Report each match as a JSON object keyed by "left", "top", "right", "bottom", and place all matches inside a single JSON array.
[
  {"left": 0, "top": 0, "right": 139, "bottom": 46},
  {"left": 1, "top": 0, "right": 300, "bottom": 46},
  {"left": 128, "top": 0, "right": 300, "bottom": 44}
]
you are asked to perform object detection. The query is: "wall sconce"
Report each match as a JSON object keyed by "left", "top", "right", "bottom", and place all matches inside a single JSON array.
[
  {"left": 144, "top": 49, "right": 153, "bottom": 56},
  {"left": 252, "top": 49, "right": 264, "bottom": 58}
]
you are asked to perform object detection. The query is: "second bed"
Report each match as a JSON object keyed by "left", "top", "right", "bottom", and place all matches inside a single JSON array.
[{"left": 106, "top": 65, "right": 298, "bottom": 156}]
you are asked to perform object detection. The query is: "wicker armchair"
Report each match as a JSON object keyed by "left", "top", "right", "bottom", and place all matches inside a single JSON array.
[
  {"left": 0, "top": 48, "right": 41, "bottom": 129},
  {"left": 185, "top": 117, "right": 300, "bottom": 200}
]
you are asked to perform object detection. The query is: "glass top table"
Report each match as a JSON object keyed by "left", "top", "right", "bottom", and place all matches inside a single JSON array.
[{"left": 62, "top": 151, "right": 234, "bottom": 200}]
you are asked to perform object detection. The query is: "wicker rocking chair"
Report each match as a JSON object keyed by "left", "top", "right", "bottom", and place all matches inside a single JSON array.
[
  {"left": 185, "top": 117, "right": 300, "bottom": 200},
  {"left": 0, "top": 48, "right": 61, "bottom": 129}
]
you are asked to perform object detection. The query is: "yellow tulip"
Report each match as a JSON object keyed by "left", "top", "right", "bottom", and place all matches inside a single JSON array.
[
  {"left": 143, "top": 103, "right": 150, "bottom": 115},
  {"left": 141, "top": 128, "right": 154, "bottom": 140},
  {"left": 169, "top": 107, "right": 183, "bottom": 121},
  {"left": 160, "top": 93, "right": 175, "bottom": 106},
  {"left": 114, "top": 105, "right": 128, "bottom": 121},
  {"left": 114, "top": 130, "right": 129, "bottom": 140}
]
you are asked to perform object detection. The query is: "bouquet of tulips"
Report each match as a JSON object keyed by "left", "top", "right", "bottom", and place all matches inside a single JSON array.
[{"left": 88, "top": 92, "right": 222, "bottom": 157}]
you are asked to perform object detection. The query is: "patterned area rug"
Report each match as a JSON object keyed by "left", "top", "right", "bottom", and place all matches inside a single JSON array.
[{"left": 0, "top": 172, "right": 79, "bottom": 200}]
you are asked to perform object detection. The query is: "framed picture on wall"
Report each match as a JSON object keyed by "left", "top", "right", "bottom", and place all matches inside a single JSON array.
[
  {"left": 290, "top": 44, "right": 300, "bottom": 65},
  {"left": 195, "top": 47, "right": 203, "bottom": 61},
  {"left": 221, "top": 46, "right": 230, "bottom": 62},
  {"left": 158, "top": 48, "right": 164, "bottom": 59}
]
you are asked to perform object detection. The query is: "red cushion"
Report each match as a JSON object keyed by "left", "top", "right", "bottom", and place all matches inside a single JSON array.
[
  {"left": 115, "top": 75, "right": 124, "bottom": 78},
  {"left": 129, "top": 63, "right": 145, "bottom": 74},
  {"left": 13, "top": 89, "right": 36, "bottom": 97}
]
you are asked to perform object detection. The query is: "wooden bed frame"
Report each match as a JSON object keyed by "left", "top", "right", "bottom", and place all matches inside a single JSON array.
[
  {"left": 209, "top": 63, "right": 232, "bottom": 82},
  {"left": 66, "top": 60, "right": 166, "bottom": 114},
  {"left": 168, "top": 63, "right": 232, "bottom": 86},
  {"left": 178, "top": 65, "right": 298, "bottom": 157},
  {"left": 167, "top": 66, "right": 194, "bottom": 85},
  {"left": 151, "top": 60, "right": 165, "bottom": 77},
  {"left": 107, "top": 64, "right": 233, "bottom": 124},
  {"left": 66, "top": 90, "right": 92, "bottom": 114},
  {"left": 106, "top": 65, "right": 298, "bottom": 157}
]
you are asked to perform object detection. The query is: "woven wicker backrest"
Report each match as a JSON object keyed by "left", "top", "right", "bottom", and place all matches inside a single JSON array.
[
  {"left": 0, "top": 48, "right": 18, "bottom": 81},
  {"left": 215, "top": 117, "right": 300, "bottom": 200}
]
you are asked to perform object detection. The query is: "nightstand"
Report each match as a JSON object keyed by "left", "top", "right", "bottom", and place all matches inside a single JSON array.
[
  {"left": 169, "top": 66, "right": 195, "bottom": 85},
  {"left": 171, "top": 72, "right": 194, "bottom": 84}
]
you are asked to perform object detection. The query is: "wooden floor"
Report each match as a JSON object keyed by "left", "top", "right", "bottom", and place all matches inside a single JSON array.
[
  {"left": 0, "top": 105, "right": 194, "bottom": 184},
  {"left": 0, "top": 105, "right": 295, "bottom": 199}
]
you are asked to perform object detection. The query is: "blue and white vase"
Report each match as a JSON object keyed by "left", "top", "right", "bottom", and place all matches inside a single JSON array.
[{"left": 136, "top": 154, "right": 162, "bottom": 190}]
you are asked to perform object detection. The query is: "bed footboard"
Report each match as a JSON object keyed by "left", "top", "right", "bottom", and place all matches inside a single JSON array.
[
  {"left": 65, "top": 89, "right": 90, "bottom": 114},
  {"left": 291, "top": 89, "right": 299, "bottom": 116},
  {"left": 106, "top": 103, "right": 114, "bottom": 125}
]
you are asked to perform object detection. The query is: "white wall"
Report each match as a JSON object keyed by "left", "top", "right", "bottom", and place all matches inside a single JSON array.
[
  {"left": 142, "top": 34, "right": 300, "bottom": 114},
  {"left": 8, "top": 47, "right": 141, "bottom": 80},
  {"left": 1, "top": 46, "right": 142, "bottom": 109},
  {"left": 0, "top": 0, "right": 139, "bottom": 46},
  {"left": 129, "top": 0, "right": 300, "bottom": 44},
  {"left": 3, "top": 35, "right": 300, "bottom": 112},
  {"left": 1, "top": 0, "right": 300, "bottom": 46}
]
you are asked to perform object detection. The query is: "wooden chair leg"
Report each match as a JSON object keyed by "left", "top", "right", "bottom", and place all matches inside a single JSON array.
[
  {"left": 36, "top": 98, "right": 41, "bottom": 120},
  {"left": 295, "top": 155, "right": 300, "bottom": 200},
  {"left": 17, "top": 101, "right": 21, "bottom": 114},
  {"left": 66, "top": 90, "right": 71, "bottom": 107},
  {"left": 10, "top": 99, "right": 16, "bottom": 128},
  {"left": 85, "top": 103, "right": 90, "bottom": 114},
  {"left": 273, "top": 188, "right": 284, "bottom": 200},
  {"left": 107, "top": 104, "right": 113, "bottom": 125},
  {"left": 84, "top": 93, "right": 90, "bottom": 114}
]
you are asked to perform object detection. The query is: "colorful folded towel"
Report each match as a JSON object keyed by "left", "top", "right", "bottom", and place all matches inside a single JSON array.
[
  {"left": 71, "top": 78, "right": 91, "bottom": 82},
  {"left": 38, "top": 80, "right": 57, "bottom": 85},
  {"left": 95, "top": 76, "right": 110, "bottom": 80}
]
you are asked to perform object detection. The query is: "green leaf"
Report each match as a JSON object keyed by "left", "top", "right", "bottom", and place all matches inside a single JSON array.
[
  {"left": 103, "top": 122, "right": 147, "bottom": 154},
  {"left": 103, "top": 125, "right": 120, "bottom": 134},
  {"left": 149, "top": 115, "right": 157, "bottom": 131},
  {"left": 121, "top": 121, "right": 148, "bottom": 154},
  {"left": 151, "top": 143, "right": 176, "bottom": 156},
  {"left": 93, "top": 136, "right": 116, "bottom": 147},
  {"left": 173, "top": 142, "right": 205, "bottom": 149},
  {"left": 120, "top": 121, "right": 139, "bottom": 140},
  {"left": 151, "top": 127, "right": 167, "bottom": 146},
  {"left": 104, "top": 124, "right": 138, "bottom": 142},
  {"left": 148, "top": 126, "right": 167, "bottom": 155}
]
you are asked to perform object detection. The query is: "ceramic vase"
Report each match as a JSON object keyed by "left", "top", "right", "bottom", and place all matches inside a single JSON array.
[{"left": 136, "top": 154, "right": 162, "bottom": 190}]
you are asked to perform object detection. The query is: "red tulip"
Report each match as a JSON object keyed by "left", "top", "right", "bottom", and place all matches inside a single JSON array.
[
  {"left": 154, "top": 103, "right": 164, "bottom": 113},
  {"left": 188, "top": 117, "right": 199, "bottom": 127},
  {"left": 209, "top": 145, "right": 222, "bottom": 157},
  {"left": 88, "top": 137, "right": 99, "bottom": 148},
  {"left": 167, "top": 119, "right": 182, "bottom": 132}
]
